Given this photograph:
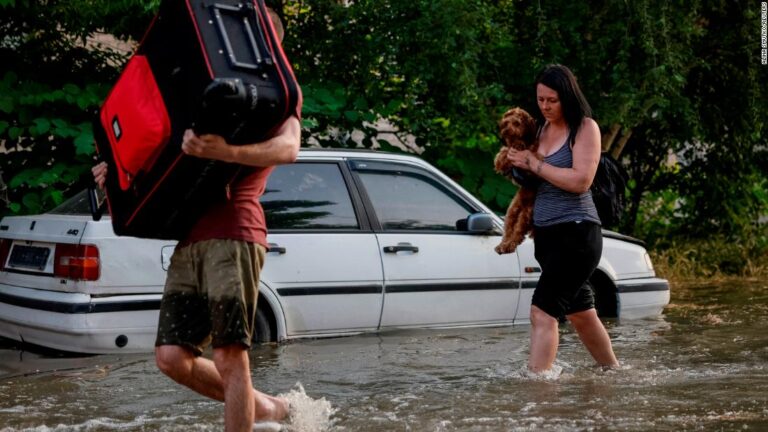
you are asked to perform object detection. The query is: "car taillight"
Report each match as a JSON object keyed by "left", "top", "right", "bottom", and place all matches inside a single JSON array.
[
  {"left": 0, "top": 239, "right": 10, "bottom": 270},
  {"left": 54, "top": 244, "right": 100, "bottom": 281}
]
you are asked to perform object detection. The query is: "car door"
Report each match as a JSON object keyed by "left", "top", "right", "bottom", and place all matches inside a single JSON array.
[
  {"left": 260, "top": 160, "right": 385, "bottom": 337},
  {"left": 349, "top": 159, "right": 522, "bottom": 329}
]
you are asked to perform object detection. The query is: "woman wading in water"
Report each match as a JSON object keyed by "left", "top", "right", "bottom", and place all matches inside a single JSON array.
[{"left": 505, "top": 64, "right": 619, "bottom": 372}]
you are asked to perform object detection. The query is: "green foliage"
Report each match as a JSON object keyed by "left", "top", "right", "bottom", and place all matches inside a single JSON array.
[
  {"left": 1, "top": 0, "right": 765, "bottom": 278},
  {"left": 284, "top": 0, "right": 533, "bottom": 205},
  {"left": 651, "top": 230, "right": 768, "bottom": 281},
  {"left": 636, "top": 176, "right": 768, "bottom": 278},
  {"left": 284, "top": 0, "right": 765, "bottom": 250},
  {"left": 0, "top": 0, "right": 154, "bottom": 215}
]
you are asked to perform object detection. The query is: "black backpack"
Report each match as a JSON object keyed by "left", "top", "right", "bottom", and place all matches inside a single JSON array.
[{"left": 590, "top": 153, "right": 628, "bottom": 228}]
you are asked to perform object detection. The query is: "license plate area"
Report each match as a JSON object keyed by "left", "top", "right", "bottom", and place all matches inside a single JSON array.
[{"left": 6, "top": 241, "right": 55, "bottom": 273}]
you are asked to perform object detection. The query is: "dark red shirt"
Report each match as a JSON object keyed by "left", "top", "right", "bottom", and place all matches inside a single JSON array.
[
  {"left": 182, "top": 92, "right": 301, "bottom": 248},
  {"left": 184, "top": 166, "right": 273, "bottom": 248}
]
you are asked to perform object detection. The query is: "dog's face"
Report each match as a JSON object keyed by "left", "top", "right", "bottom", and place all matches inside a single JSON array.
[{"left": 499, "top": 107, "right": 537, "bottom": 150}]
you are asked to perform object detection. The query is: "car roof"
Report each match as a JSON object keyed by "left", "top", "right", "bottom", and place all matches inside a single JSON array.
[{"left": 297, "top": 147, "right": 424, "bottom": 163}]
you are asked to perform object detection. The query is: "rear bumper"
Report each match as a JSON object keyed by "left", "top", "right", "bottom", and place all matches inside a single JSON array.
[
  {"left": 0, "top": 284, "right": 160, "bottom": 354},
  {"left": 616, "top": 277, "right": 670, "bottom": 293},
  {"left": 616, "top": 277, "right": 670, "bottom": 320}
]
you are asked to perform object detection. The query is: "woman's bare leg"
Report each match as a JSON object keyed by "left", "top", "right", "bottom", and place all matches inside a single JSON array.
[
  {"left": 566, "top": 308, "right": 619, "bottom": 368},
  {"left": 528, "top": 305, "right": 560, "bottom": 372}
]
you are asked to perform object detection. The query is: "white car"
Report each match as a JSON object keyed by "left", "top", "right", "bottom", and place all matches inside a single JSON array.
[{"left": 0, "top": 149, "right": 669, "bottom": 354}]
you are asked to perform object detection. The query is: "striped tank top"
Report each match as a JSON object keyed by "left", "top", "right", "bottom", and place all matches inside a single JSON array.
[{"left": 533, "top": 140, "right": 601, "bottom": 227}]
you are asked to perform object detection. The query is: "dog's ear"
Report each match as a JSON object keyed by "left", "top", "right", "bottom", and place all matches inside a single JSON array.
[
  {"left": 498, "top": 113, "right": 511, "bottom": 141},
  {"left": 498, "top": 109, "right": 517, "bottom": 143},
  {"left": 523, "top": 113, "right": 537, "bottom": 143}
]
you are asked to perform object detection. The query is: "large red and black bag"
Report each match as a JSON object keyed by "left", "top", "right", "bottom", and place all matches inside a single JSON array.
[{"left": 93, "top": 0, "right": 301, "bottom": 240}]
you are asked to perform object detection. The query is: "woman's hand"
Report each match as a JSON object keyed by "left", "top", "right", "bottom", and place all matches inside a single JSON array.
[
  {"left": 181, "top": 129, "right": 235, "bottom": 162},
  {"left": 506, "top": 148, "right": 539, "bottom": 172},
  {"left": 91, "top": 162, "right": 108, "bottom": 190}
]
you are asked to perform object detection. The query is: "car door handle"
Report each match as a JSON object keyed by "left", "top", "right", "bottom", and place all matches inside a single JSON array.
[
  {"left": 383, "top": 243, "right": 419, "bottom": 253},
  {"left": 267, "top": 243, "right": 286, "bottom": 254}
]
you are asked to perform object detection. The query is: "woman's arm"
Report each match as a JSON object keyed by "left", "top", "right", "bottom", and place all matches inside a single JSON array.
[
  {"left": 181, "top": 115, "right": 301, "bottom": 167},
  {"left": 508, "top": 118, "right": 600, "bottom": 194}
]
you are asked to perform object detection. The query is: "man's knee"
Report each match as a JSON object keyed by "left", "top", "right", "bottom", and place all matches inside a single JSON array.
[{"left": 155, "top": 345, "right": 194, "bottom": 378}]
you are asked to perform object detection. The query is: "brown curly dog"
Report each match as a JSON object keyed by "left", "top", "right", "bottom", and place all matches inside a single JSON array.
[{"left": 493, "top": 107, "right": 540, "bottom": 254}]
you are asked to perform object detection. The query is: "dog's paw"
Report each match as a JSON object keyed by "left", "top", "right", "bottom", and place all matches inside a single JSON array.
[{"left": 495, "top": 244, "right": 515, "bottom": 255}]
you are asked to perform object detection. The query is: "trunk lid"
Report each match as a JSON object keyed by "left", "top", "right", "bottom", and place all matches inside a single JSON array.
[{"left": 0, "top": 214, "right": 89, "bottom": 292}]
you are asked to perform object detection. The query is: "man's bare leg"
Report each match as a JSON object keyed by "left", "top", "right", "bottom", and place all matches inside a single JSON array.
[
  {"left": 155, "top": 345, "right": 289, "bottom": 421},
  {"left": 567, "top": 308, "right": 619, "bottom": 368},
  {"left": 528, "top": 305, "right": 560, "bottom": 372},
  {"left": 214, "top": 345, "right": 254, "bottom": 431}
]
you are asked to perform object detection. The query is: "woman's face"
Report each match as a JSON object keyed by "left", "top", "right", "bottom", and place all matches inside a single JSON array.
[{"left": 536, "top": 84, "right": 562, "bottom": 123}]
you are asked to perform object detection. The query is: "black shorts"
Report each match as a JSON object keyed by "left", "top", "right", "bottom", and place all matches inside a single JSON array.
[{"left": 532, "top": 221, "right": 602, "bottom": 318}]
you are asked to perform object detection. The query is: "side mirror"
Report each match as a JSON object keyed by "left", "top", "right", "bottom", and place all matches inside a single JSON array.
[{"left": 465, "top": 213, "right": 495, "bottom": 233}]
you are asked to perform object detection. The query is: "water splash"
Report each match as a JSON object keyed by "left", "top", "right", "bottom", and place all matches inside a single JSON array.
[
  {"left": 279, "top": 383, "right": 335, "bottom": 432},
  {"left": 253, "top": 421, "right": 283, "bottom": 432},
  {"left": 505, "top": 361, "right": 567, "bottom": 381},
  {"left": 486, "top": 360, "right": 573, "bottom": 382},
  {"left": 521, "top": 363, "right": 564, "bottom": 381}
]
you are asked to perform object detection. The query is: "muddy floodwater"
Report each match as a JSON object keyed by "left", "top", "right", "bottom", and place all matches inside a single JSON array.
[{"left": 1, "top": 280, "right": 767, "bottom": 431}]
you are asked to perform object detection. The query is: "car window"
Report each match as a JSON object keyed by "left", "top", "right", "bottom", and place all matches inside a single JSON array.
[
  {"left": 263, "top": 163, "right": 359, "bottom": 230},
  {"left": 48, "top": 189, "right": 91, "bottom": 215},
  {"left": 357, "top": 169, "right": 474, "bottom": 231}
]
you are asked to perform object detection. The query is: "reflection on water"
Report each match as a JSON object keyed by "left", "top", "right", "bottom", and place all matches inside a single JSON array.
[{"left": 1, "top": 281, "right": 767, "bottom": 431}]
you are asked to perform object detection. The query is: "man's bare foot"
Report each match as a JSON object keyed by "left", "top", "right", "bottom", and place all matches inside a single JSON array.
[
  {"left": 268, "top": 395, "right": 290, "bottom": 421},
  {"left": 254, "top": 391, "right": 290, "bottom": 422}
]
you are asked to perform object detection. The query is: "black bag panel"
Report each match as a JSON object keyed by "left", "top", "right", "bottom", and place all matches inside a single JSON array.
[
  {"left": 119, "top": 158, "right": 237, "bottom": 239},
  {"left": 590, "top": 153, "right": 628, "bottom": 228},
  {"left": 139, "top": 8, "right": 209, "bottom": 143},
  {"left": 189, "top": 0, "right": 299, "bottom": 144}
]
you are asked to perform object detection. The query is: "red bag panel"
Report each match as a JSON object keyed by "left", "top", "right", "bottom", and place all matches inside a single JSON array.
[{"left": 100, "top": 55, "right": 171, "bottom": 191}]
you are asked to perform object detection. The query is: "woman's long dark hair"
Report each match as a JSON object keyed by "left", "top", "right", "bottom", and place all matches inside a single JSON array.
[{"left": 535, "top": 64, "right": 592, "bottom": 146}]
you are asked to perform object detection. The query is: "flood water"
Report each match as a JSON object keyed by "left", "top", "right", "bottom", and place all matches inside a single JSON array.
[{"left": 1, "top": 280, "right": 767, "bottom": 431}]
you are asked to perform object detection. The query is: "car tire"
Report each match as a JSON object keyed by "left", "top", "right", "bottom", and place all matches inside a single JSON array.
[
  {"left": 254, "top": 306, "right": 273, "bottom": 343},
  {"left": 589, "top": 275, "right": 618, "bottom": 318}
]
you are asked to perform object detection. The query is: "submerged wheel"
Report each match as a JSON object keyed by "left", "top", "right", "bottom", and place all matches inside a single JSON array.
[
  {"left": 589, "top": 274, "right": 619, "bottom": 318},
  {"left": 253, "top": 305, "right": 274, "bottom": 343}
]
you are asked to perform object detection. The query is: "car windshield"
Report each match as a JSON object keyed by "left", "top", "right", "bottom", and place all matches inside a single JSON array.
[{"left": 48, "top": 189, "right": 92, "bottom": 215}]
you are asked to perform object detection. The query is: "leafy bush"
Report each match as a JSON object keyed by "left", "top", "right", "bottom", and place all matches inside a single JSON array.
[
  {"left": 1, "top": 0, "right": 765, "bottom": 283},
  {"left": 0, "top": 0, "right": 151, "bottom": 215},
  {"left": 651, "top": 231, "right": 768, "bottom": 282}
]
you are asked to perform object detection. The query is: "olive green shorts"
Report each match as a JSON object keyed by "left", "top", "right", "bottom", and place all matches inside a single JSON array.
[{"left": 155, "top": 239, "right": 266, "bottom": 355}]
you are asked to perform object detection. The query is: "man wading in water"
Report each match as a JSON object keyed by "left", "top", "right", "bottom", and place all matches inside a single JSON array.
[{"left": 93, "top": 8, "right": 300, "bottom": 431}]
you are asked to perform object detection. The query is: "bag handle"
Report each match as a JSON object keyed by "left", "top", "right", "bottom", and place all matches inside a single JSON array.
[{"left": 209, "top": 2, "right": 273, "bottom": 71}]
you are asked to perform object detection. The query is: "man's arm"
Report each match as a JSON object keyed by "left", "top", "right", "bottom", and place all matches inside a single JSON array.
[{"left": 181, "top": 115, "right": 301, "bottom": 167}]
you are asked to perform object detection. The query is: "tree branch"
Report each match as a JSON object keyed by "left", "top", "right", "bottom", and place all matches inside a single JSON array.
[
  {"left": 602, "top": 123, "right": 621, "bottom": 152},
  {"left": 611, "top": 128, "right": 633, "bottom": 159}
]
